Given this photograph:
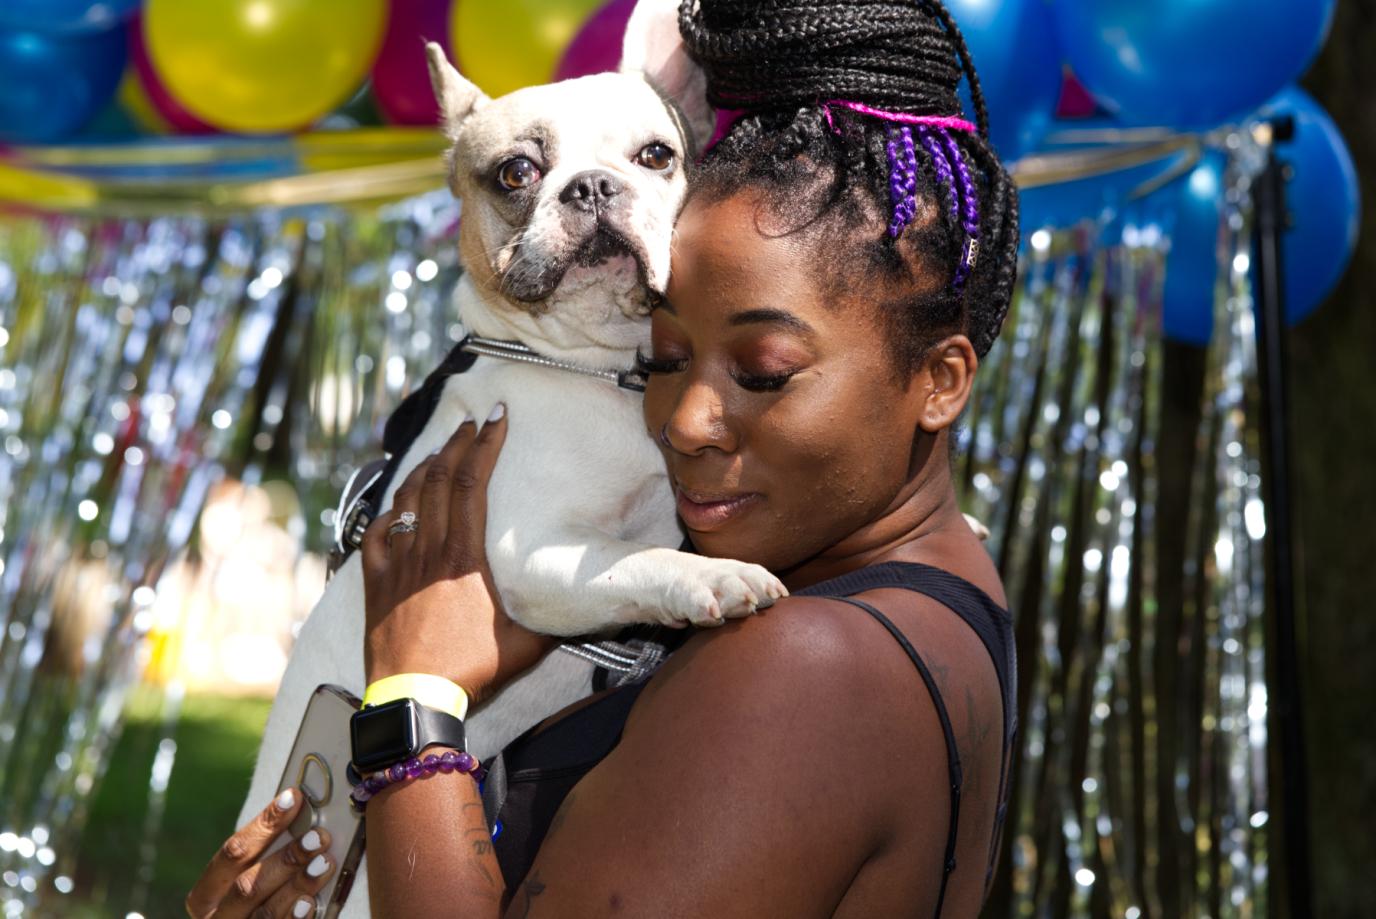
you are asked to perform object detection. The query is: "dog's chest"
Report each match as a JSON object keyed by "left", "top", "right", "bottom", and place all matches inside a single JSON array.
[{"left": 386, "top": 360, "right": 676, "bottom": 537}]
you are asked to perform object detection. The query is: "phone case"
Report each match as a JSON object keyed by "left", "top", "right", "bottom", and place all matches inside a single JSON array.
[{"left": 269, "top": 684, "right": 366, "bottom": 919}]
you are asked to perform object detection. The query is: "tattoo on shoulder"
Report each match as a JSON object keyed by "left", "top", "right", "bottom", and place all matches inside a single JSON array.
[{"left": 514, "top": 869, "right": 546, "bottom": 918}]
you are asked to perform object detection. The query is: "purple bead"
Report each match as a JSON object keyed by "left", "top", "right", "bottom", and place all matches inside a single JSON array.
[
  {"left": 422, "top": 754, "right": 441, "bottom": 775},
  {"left": 405, "top": 758, "right": 424, "bottom": 779},
  {"left": 351, "top": 786, "right": 372, "bottom": 805},
  {"left": 455, "top": 751, "right": 476, "bottom": 774},
  {"left": 364, "top": 776, "right": 386, "bottom": 795},
  {"left": 439, "top": 750, "right": 460, "bottom": 773},
  {"left": 387, "top": 763, "right": 407, "bottom": 783}
]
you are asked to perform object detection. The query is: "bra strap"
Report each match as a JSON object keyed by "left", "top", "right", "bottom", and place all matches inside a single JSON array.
[{"left": 832, "top": 596, "right": 963, "bottom": 919}]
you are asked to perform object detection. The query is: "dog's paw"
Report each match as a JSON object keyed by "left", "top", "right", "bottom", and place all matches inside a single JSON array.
[{"left": 660, "top": 558, "right": 788, "bottom": 628}]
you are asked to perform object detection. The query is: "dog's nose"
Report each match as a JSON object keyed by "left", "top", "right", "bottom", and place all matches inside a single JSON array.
[{"left": 559, "top": 170, "right": 625, "bottom": 212}]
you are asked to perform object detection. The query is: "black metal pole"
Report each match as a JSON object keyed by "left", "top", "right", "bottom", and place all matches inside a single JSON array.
[{"left": 1250, "top": 116, "right": 1312, "bottom": 919}]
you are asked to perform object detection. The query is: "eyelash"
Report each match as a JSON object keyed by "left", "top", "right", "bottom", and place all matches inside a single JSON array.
[{"left": 633, "top": 350, "right": 797, "bottom": 393}]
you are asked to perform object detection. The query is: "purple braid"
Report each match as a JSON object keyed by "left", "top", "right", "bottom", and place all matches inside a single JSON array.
[
  {"left": 938, "top": 128, "right": 980, "bottom": 287},
  {"left": 885, "top": 126, "right": 920, "bottom": 237},
  {"left": 917, "top": 126, "right": 961, "bottom": 239}
]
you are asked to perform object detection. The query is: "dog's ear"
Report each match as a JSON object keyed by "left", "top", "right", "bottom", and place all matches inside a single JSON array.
[
  {"left": 427, "top": 42, "right": 489, "bottom": 141},
  {"left": 619, "top": 0, "right": 714, "bottom": 156}
]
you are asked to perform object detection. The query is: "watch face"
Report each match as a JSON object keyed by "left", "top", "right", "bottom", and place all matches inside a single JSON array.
[{"left": 350, "top": 699, "right": 418, "bottom": 773}]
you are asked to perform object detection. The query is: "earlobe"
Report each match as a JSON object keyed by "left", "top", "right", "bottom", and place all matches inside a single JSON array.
[{"left": 915, "top": 337, "right": 977, "bottom": 434}]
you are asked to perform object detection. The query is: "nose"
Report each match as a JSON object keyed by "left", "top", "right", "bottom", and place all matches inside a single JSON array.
[
  {"left": 658, "top": 378, "right": 737, "bottom": 456},
  {"left": 559, "top": 170, "right": 625, "bottom": 213}
]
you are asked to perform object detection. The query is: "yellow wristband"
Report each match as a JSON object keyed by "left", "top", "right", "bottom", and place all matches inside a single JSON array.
[{"left": 362, "top": 673, "right": 469, "bottom": 721}]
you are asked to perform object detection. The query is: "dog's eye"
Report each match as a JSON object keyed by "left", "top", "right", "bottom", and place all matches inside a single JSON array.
[
  {"left": 497, "top": 157, "right": 540, "bottom": 190},
  {"left": 636, "top": 143, "right": 675, "bottom": 172}
]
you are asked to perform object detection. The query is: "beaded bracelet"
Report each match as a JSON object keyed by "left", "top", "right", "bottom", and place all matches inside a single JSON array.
[{"left": 350, "top": 749, "right": 481, "bottom": 810}]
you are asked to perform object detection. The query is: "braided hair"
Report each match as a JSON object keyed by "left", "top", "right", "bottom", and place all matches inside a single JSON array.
[{"left": 679, "top": 0, "right": 1019, "bottom": 364}]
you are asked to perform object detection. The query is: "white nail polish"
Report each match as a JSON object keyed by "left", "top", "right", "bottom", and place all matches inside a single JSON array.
[
  {"left": 307, "top": 854, "right": 329, "bottom": 877},
  {"left": 275, "top": 788, "right": 295, "bottom": 810},
  {"left": 293, "top": 898, "right": 314, "bottom": 918},
  {"left": 301, "top": 830, "right": 322, "bottom": 852},
  {"left": 487, "top": 402, "right": 505, "bottom": 422}
]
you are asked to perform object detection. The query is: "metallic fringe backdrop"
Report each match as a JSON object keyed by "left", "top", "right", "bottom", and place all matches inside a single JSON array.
[{"left": 0, "top": 142, "right": 1269, "bottom": 916}]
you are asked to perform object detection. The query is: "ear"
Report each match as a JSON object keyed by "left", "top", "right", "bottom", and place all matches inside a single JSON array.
[
  {"left": 913, "top": 335, "right": 978, "bottom": 435},
  {"left": 619, "top": 0, "right": 714, "bottom": 156},
  {"left": 426, "top": 42, "right": 489, "bottom": 141}
]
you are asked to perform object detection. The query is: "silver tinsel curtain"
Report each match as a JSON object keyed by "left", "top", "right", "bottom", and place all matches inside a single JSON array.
[{"left": 0, "top": 139, "right": 1270, "bottom": 917}]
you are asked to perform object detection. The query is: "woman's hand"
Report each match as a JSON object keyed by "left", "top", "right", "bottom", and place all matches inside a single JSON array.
[
  {"left": 185, "top": 788, "right": 335, "bottom": 919},
  {"left": 360, "top": 406, "right": 555, "bottom": 700}
]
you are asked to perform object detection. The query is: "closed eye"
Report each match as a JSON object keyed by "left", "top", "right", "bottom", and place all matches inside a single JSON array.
[
  {"left": 730, "top": 369, "right": 797, "bottom": 392},
  {"left": 634, "top": 349, "right": 687, "bottom": 375}
]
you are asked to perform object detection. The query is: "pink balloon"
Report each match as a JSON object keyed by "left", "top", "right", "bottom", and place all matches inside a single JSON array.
[
  {"left": 131, "top": 13, "right": 213, "bottom": 134},
  {"left": 554, "top": 0, "right": 634, "bottom": 81},
  {"left": 373, "top": 0, "right": 452, "bottom": 125}
]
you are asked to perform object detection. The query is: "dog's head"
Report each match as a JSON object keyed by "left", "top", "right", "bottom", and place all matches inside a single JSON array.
[{"left": 427, "top": 0, "right": 712, "bottom": 322}]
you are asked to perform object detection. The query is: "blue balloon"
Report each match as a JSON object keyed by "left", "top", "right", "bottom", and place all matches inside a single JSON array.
[
  {"left": 0, "top": 0, "right": 142, "bottom": 34},
  {"left": 1157, "top": 154, "right": 1228, "bottom": 344},
  {"left": 1054, "top": 0, "right": 1336, "bottom": 129},
  {"left": 1258, "top": 86, "right": 1361, "bottom": 326},
  {"left": 949, "top": 0, "right": 1062, "bottom": 162},
  {"left": 0, "top": 25, "right": 128, "bottom": 144}
]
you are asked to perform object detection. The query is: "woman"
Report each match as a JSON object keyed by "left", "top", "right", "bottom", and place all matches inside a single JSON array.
[{"left": 187, "top": 1, "right": 1020, "bottom": 915}]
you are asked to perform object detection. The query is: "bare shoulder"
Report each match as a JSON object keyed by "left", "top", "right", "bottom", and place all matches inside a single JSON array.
[{"left": 511, "top": 591, "right": 1001, "bottom": 917}]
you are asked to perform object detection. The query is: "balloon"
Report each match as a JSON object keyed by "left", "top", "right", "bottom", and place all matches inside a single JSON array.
[
  {"left": 0, "top": 0, "right": 141, "bottom": 35},
  {"left": 555, "top": 0, "right": 635, "bottom": 81},
  {"left": 453, "top": 0, "right": 607, "bottom": 97},
  {"left": 1055, "top": 0, "right": 1337, "bottom": 130},
  {"left": 143, "top": 0, "right": 387, "bottom": 134},
  {"left": 1258, "top": 86, "right": 1361, "bottom": 326},
  {"left": 373, "top": 0, "right": 452, "bottom": 125},
  {"left": 127, "top": 13, "right": 213, "bottom": 134},
  {"left": 1158, "top": 154, "right": 1227, "bottom": 345},
  {"left": 0, "top": 26, "right": 128, "bottom": 143},
  {"left": 948, "top": 0, "right": 1062, "bottom": 162}
]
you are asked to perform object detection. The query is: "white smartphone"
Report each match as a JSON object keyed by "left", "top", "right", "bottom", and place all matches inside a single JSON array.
[{"left": 267, "top": 684, "right": 366, "bottom": 918}]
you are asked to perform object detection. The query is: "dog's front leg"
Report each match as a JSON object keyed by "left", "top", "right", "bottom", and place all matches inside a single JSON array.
[{"left": 497, "top": 527, "right": 787, "bottom": 635}]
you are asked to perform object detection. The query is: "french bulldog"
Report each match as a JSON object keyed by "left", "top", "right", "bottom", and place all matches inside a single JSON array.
[{"left": 238, "top": 1, "right": 784, "bottom": 913}]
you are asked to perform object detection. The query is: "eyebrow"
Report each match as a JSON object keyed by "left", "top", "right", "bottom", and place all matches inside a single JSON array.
[{"left": 728, "top": 308, "right": 814, "bottom": 334}]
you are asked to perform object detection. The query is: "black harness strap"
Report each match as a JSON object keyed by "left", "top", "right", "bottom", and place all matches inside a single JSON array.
[
  {"left": 832, "top": 596, "right": 964, "bottom": 919},
  {"left": 326, "top": 338, "right": 480, "bottom": 576}
]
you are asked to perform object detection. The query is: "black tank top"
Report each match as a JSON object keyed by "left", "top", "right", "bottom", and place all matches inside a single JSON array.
[{"left": 481, "top": 561, "right": 1017, "bottom": 917}]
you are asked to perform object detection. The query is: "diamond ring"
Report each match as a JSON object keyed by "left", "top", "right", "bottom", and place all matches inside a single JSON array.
[{"left": 387, "top": 511, "right": 418, "bottom": 537}]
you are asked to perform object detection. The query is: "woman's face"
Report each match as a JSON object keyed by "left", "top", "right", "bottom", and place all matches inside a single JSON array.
[{"left": 641, "top": 192, "right": 934, "bottom": 575}]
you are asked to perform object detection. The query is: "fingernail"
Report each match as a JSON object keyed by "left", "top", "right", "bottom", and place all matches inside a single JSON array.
[
  {"left": 275, "top": 788, "right": 296, "bottom": 811},
  {"left": 487, "top": 402, "right": 505, "bottom": 422},
  {"left": 461, "top": 413, "right": 475, "bottom": 427},
  {"left": 307, "top": 854, "right": 329, "bottom": 878},
  {"left": 301, "top": 829, "right": 322, "bottom": 852},
  {"left": 293, "top": 897, "right": 314, "bottom": 918}
]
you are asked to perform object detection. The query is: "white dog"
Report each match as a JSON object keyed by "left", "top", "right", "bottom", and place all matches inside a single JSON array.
[{"left": 239, "top": 1, "right": 786, "bottom": 912}]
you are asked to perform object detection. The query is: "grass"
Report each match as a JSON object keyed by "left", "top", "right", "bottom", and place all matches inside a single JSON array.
[{"left": 65, "top": 688, "right": 272, "bottom": 918}]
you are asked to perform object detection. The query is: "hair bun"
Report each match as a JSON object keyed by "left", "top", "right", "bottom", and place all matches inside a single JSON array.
[{"left": 680, "top": 0, "right": 967, "bottom": 122}]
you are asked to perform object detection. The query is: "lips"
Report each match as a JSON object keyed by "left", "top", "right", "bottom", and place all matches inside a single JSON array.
[{"left": 673, "top": 482, "right": 761, "bottom": 532}]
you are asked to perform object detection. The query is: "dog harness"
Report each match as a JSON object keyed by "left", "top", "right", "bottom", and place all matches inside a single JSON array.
[
  {"left": 327, "top": 334, "right": 664, "bottom": 678},
  {"left": 328, "top": 334, "right": 649, "bottom": 575}
]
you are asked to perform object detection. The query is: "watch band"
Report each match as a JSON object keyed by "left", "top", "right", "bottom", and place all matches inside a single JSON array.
[{"left": 363, "top": 672, "right": 470, "bottom": 720}]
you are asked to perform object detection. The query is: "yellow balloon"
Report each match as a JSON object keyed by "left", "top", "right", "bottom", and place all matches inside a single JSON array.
[
  {"left": 453, "top": 0, "right": 607, "bottom": 98},
  {"left": 145, "top": 0, "right": 387, "bottom": 134}
]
